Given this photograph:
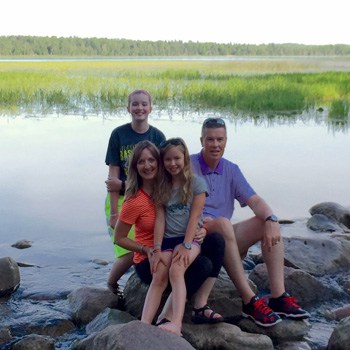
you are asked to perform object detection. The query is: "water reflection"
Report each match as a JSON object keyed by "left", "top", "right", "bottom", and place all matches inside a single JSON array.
[{"left": 0, "top": 111, "right": 349, "bottom": 348}]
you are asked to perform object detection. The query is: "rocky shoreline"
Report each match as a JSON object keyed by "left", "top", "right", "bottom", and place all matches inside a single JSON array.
[{"left": 1, "top": 202, "right": 350, "bottom": 350}]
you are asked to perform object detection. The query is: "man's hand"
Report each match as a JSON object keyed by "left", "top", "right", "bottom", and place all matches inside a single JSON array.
[
  {"left": 194, "top": 227, "right": 207, "bottom": 244},
  {"left": 263, "top": 221, "right": 281, "bottom": 251},
  {"left": 105, "top": 176, "right": 122, "bottom": 192}
]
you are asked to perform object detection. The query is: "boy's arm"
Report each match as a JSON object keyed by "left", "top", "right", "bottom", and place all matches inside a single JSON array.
[{"left": 107, "top": 165, "right": 120, "bottom": 228}]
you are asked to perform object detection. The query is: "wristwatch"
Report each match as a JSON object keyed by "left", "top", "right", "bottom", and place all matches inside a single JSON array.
[
  {"left": 183, "top": 242, "right": 192, "bottom": 250},
  {"left": 265, "top": 214, "right": 278, "bottom": 223}
]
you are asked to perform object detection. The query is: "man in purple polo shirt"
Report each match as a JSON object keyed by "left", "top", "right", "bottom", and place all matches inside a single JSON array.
[{"left": 190, "top": 117, "right": 310, "bottom": 327}]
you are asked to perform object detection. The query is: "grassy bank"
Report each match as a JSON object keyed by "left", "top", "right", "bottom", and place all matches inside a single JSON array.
[{"left": 0, "top": 58, "right": 350, "bottom": 116}]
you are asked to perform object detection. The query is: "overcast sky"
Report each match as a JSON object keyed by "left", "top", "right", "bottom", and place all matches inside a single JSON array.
[{"left": 1, "top": 0, "right": 348, "bottom": 45}]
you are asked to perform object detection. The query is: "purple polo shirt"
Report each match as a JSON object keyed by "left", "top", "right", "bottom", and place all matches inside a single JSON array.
[{"left": 190, "top": 151, "right": 256, "bottom": 220}]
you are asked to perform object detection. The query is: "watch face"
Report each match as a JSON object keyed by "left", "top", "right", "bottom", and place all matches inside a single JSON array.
[
  {"left": 183, "top": 242, "right": 192, "bottom": 249},
  {"left": 267, "top": 214, "right": 278, "bottom": 222}
]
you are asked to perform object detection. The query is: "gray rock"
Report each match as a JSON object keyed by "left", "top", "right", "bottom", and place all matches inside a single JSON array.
[
  {"left": 183, "top": 322, "right": 273, "bottom": 350},
  {"left": 283, "top": 236, "right": 350, "bottom": 276},
  {"left": 86, "top": 308, "right": 136, "bottom": 334},
  {"left": 68, "top": 286, "right": 122, "bottom": 325},
  {"left": 0, "top": 256, "right": 20, "bottom": 297},
  {"left": 277, "top": 341, "right": 311, "bottom": 350},
  {"left": 72, "top": 321, "right": 195, "bottom": 350},
  {"left": 239, "top": 318, "right": 311, "bottom": 343},
  {"left": 11, "top": 240, "right": 33, "bottom": 249},
  {"left": 307, "top": 213, "right": 345, "bottom": 232},
  {"left": 11, "top": 334, "right": 55, "bottom": 350},
  {"left": 327, "top": 316, "right": 350, "bottom": 350},
  {"left": 249, "top": 264, "right": 344, "bottom": 307},
  {"left": 0, "top": 326, "right": 11, "bottom": 345},
  {"left": 310, "top": 202, "right": 350, "bottom": 229},
  {"left": 13, "top": 318, "right": 75, "bottom": 338}
]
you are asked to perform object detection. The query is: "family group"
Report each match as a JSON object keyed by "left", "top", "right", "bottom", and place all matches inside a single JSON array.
[{"left": 103, "top": 89, "right": 309, "bottom": 336}]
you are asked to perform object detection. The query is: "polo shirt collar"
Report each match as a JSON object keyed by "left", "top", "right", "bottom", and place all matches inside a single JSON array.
[{"left": 198, "top": 151, "right": 223, "bottom": 175}]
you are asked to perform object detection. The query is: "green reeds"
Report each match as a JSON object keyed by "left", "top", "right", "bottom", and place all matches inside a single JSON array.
[{"left": 0, "top": 59, "right": 350, "bottom": 115}]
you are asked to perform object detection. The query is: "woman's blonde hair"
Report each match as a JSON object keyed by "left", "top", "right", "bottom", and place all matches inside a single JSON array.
[
  {"left": 125, "top": 140, "right": 159, "bottom": 199},
  {"left": 155, "top": 138, "right": 193, "bottom": 205}
]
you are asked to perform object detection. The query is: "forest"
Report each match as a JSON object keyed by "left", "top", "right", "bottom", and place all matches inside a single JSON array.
[{"left": 1, "top": 35, "right": 350, "bottom": 57}]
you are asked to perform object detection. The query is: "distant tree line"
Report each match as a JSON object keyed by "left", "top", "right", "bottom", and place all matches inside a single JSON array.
[{"left": 1, "top": 35, "right": 350, "bottom": 56}]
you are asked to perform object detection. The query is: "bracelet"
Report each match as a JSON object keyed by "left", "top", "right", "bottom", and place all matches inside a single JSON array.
[
  {"left": 110, "top": 213, "right": 118, "bottom": 217},
  {"left": 153, "top": 244, "right": 161, "bottom": 250}
]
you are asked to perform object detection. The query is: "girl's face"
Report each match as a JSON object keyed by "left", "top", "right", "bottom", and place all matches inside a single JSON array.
[
  {"left": 163, "top": 146, "right": 185, "bottom": 177},
  {"left": 127, "top": 93, "right": 152, "bottom": 122},
  {"left": 136, "top": 148, "right": 158, "bottom": 181}
]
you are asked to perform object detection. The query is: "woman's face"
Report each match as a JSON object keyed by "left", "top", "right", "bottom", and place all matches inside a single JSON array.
[{"left": 136, "top": 148, "right": 158, "bottom": 181}]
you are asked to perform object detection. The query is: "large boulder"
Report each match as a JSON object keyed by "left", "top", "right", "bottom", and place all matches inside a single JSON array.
[
  {"left": 249, "top": 264, "right": 345, "bottom": 307},
  {"left": 123, "top": 269, "right": 257, "bottom": 322},
  {"left": 68, "top": 286, "right": 122, "bottom": 325},
  {"left": 72, "top": 321, "right": 195, "bottom": 350},
  {"left": 0, "top": 256, "right": 20, "bottom": 297},
  {"left": 283, "top": 236, "right": 350, "bottom": 276},
  {"left": 11, "top": 334, "right": 55, "bottom": 350},
  {"left": 183, "top": 322, "right": 273, "bottom": 350},
  {"left": 309, "top": 202, "right": 350, "bottom": 229},
  {"left": 327, "top": 316, "right": 350, "bottom": 349}
]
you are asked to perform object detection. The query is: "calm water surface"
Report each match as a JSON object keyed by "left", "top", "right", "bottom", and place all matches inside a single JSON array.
[{"left": 0, "top": 111, "right": 349, "bottom": 347}]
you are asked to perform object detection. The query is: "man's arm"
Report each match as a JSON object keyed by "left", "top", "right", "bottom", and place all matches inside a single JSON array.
[
  {"left": 246, "top": 194, "right": 281, "bottom": 249},
  {"left": 107, "top": 165, "right": 121, "bottom": 228}
]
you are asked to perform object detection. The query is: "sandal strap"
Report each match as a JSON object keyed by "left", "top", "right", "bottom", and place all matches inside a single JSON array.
[{"left": 192, "top": 304, "right": 210, "bottom": 315}]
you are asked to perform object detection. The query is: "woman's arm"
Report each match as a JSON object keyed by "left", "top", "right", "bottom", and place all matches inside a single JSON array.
[
  {"left": 150, "top": 204, "right": 167, "bottom": 273},
  {"left": 114, "top": 220, "right": 149, "bottom": 255}
]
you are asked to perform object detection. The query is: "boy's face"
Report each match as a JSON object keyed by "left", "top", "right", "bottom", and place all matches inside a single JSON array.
[{"left": 127, "top": 93, "right": 152, "bottom": 122}]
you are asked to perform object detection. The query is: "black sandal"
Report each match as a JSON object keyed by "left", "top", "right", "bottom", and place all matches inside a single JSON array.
[
  {"left": 191, "top": 304, "right": 224, "bottom": 324},
  {"left": 156, "top": 318, "right": 171, "bottom": 326}
]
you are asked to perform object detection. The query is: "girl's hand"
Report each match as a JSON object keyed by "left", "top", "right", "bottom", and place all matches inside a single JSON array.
[
  {"left": 150, "top": 251, "right": 167, "bottom": 273},
  {"left": 172, "top": 245, "right": 191, "bottom": 267}
]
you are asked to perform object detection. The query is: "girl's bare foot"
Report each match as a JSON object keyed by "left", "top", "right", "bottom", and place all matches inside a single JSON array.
[{"left": 158, "top": 321, "right": 182, "bottom": 336}]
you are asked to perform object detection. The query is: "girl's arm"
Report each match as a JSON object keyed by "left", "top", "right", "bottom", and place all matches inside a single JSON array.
[
  {"left": 173, "top": 192, "right": 206, "bottom": 266},
  {"left": 114, "top": 220, "right": 149, "bottom": 256},
  {"left": 184, "top": 192, "right": 206, "bottom": 243}
]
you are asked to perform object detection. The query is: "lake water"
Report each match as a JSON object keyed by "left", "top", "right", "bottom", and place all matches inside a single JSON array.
[{"left": 0, "top": 111, "right": 349, "bottom": 347}]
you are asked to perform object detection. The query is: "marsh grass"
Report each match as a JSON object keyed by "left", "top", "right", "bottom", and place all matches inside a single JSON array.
[{"left": 0, "top": 58, "right": 350, "bottom": 116}]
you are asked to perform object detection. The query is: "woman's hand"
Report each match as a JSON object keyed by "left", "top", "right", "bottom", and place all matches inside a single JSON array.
[{"left": 150, "top": 250, "right": 167, "bottom": 273}]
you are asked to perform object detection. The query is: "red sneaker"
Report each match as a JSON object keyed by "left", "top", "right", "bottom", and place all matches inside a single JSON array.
[
  {"left": 269, "top": 292, "right": 310, "bottom": 319},
  {"left": 242, "top": 295, "right": 282, "bottom": 327}
]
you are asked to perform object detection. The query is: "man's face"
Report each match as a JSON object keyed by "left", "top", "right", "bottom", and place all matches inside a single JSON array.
[{"left": 201, "top": 127, "right": 227, "bottom": 163}]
